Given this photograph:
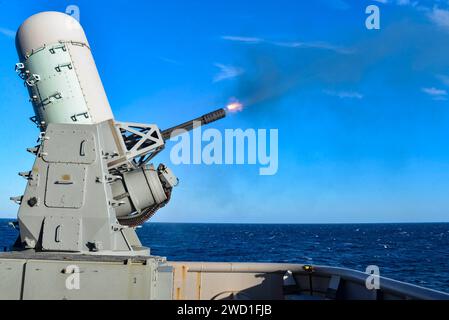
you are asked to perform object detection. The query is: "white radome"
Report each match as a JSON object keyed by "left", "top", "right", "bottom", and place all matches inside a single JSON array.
[{"left": 16, "top": 11, "right": 114, "bottom": 126}]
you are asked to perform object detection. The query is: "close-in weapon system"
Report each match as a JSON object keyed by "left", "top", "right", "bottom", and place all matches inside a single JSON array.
[{"left": 12, "top": 11, "right": 225, "bottom": 255}]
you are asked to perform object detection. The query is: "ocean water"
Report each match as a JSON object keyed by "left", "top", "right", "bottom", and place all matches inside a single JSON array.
[{"left": 1, "top": 220, "right": 448, "bottom": 293}]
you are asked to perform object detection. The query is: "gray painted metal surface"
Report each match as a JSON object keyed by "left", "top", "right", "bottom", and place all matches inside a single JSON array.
[
  {"left": 0, "top": 253, "right": 447, "bottom": 300},
  {"left": 0, "top": 253, "right": 171, "bottom": 300},
  {"left": 167, "top": 262, "right": 449, "bottom": 300},
  {"left": 16, "top": 123, "right": 144, "bottom": 254}
]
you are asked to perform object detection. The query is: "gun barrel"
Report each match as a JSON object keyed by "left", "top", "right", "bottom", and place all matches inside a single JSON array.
[{"left": 162, "top": 108, "right": 226, "bottom": 141}]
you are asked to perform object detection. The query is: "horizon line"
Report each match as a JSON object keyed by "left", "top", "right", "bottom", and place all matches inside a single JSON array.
[{"left": 1, "top": 218, "right": 449, "bottom": 225}]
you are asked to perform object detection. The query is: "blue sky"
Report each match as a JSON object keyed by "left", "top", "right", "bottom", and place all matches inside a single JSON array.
[{"left": 1, "top": 0, "right": 449, "bottom": 223}]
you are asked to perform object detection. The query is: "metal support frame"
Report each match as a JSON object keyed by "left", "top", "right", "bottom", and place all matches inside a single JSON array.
[{"left": 108, "top": 121, "right": 166, "bottom": 171}]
